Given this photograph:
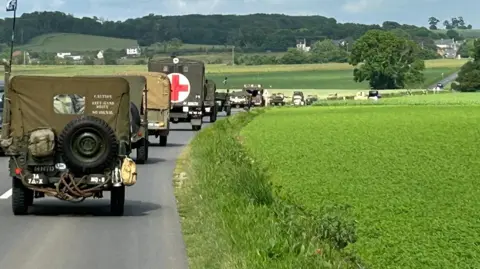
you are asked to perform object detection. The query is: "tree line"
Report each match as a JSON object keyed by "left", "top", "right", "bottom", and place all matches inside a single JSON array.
[{"left": 0, "top": 11, "right": 453, "bottom": 53}]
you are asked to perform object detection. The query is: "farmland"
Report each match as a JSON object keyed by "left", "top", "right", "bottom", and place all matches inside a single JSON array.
[
  {"left": 239, "top": 93, "right": 480, "bottom": 268},
  {"left": 432, "top": 28, "right": 480, "bottom": 38},
  {"left": 6, "top": 59, "right": 467, "bottom": 90}
]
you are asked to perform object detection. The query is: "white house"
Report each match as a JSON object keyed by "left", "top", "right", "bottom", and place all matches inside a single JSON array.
[
  {"left": 126, "top": 47, "right": 141, "bottom": 56},
  {"left": 70, "top": 55, "right": 83, "bottom": 61},
  {"left": 56, "top": 52, "right": 71, "bottom": 58},
  {"left": 97, "top": 50, "right": 104, "bottom": 59},
  {"left": 296, "top": 39, "right": 311, "bottom": 52}
]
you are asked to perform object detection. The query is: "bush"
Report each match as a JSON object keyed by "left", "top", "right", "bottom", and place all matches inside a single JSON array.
[{"left": 174, "top": 110, "right": 361, "bottom": 269}]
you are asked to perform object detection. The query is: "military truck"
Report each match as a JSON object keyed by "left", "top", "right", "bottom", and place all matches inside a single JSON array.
[
  {"left": 215, "top": 90, "right": 232, "bottom": 116},
  {"left": 1, "top": 75, "right": 138, "bottom": 216},
  {"left": 148, "top": 57, "right": 206, "bottom": 131},
  {"left": 270, "top": 93, "right": 285, "bottom": 106},
  {"left": 119, "top": 72, "right": 171, "bottom": 147},
  {"left": 292, "top": 91, "right": 305, "bottom": 106},
  {"left": 203, "top": 79, "right": 218, "bottom": 122},
  {"left": 76, "top": 75, "right": 149, "bottom": 164},
  {"left": 229, "top": 90, "right": 249, "bottom": 108}
]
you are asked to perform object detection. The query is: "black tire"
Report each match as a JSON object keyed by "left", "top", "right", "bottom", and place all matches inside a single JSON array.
[
  {"left": 58, "top": 116, "right": 118, "bottom": 173},
  {"left": 130, "top": 102, "right": 141, "bottom": 134},
  {"left": 226, "top": 106, "right": 232, "bottom": 116},
  {"left": 192, "top": 125, "right": 202, "bottom": 131},
  {"left": 159, "top": 135, "right": 167, "bottom": 146},
  {"left": 210, "top": 106, "right": 217, "bottom": 123},
  {"left": 110, "top": 185, "right": 125, "bottom": 216},
  {"left": 12, "top": 177, "right": 29, "bottom": 215},
  {"left": 136, "top": 138, "right": 148, "bottom": 164}
]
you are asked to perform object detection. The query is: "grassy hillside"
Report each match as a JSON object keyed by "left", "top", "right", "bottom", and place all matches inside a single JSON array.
[
  {"left": 432, "top": 29, "right": 480, "bottom": 38},
  {"left": 16, "top": 33, "right": 139, "bottom": 52}
]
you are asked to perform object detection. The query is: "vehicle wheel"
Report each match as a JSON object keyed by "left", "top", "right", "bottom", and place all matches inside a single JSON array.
[
  {"left": 12, "top": 177, "right": 29, "bottom": 215},
  {"left": 192, "top": 125, "right": 202, "bottom": 131},
  {"left": 226, "top": 106, "right": 232, "bottom": 116},
  {"left": 110, "top": 185, "right": 125, "bottom": 216},
  {"left": 58, "top": 116, "right": 118, "bottom": 174},
  {"left": 136, "top": 138, "right": 148, "bottom": 164},
  {"left": 210, "top": 106, "right": 217, "bottom": 123},
  {"left": 159, "top": 135, "right": 167, "bottom": 146}
]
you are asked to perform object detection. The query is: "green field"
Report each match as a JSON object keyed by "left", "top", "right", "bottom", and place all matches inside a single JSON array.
[
  {"left": 6, "top": 59, "right": 466, "bottom": 90},
  {"left": 16, "top": 33, "right": 139, "bottom": 52},
  {"left": 432, "top": 29, "right": 480, "bottom": 38},
  {"left": 240, "top": 93, "right": 480, "bottom": 268}
]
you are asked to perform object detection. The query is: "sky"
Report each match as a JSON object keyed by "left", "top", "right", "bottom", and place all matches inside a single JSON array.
[{"left": 0, "top": 0, "right": 479, "bottom": 28}]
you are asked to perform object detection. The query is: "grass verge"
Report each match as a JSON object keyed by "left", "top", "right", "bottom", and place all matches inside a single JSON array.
[{"left": 174, "top": 110, "right": 362, "bottom": 269}]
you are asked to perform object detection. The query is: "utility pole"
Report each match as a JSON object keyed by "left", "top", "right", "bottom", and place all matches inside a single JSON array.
[{"left": 231, "top": 45, "right": 235, "bottom": 66}]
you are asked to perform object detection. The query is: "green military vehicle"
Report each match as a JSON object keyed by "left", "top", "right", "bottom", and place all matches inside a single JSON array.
[
  {"left": 119, "top": 72, "right": 171, "bottom": 146},
  {"left": 76, "top": 75, "right": 149, "bottom": 164},
  {"left": 270, "top": 93, "right": 286, "bottom": 106},
  {"left": 229, "top": 90, "right": 249, "bottom": 108},
  {"left": 292, "top": 91, "right": 305, "bottom": 106},
  {"left": 244, "top": 84, "right": 265, "bottom": 107},
  {"left": 215, "top": 90, "right": 232, "bottom": 116},
  {"left": 148, "top": 57, "right": 207, "bottom": 131},
  {"left": 203, "top": 79, "right": 218, "bottom": 122},
  {"left": 1, "top": 75, "right": 139, "bottom": 216},
  {"left": 305, "top": 95, "right": 318, "bottom": 105}
]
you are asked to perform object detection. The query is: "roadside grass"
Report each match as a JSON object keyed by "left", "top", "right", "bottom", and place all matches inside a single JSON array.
[
  {"left": 240, "top": 93, "right": 480, "bottom": 269},
  {"left": 16, "top": 33, "right": 139, "bottom": 52},
  {"left": 174, "top": 110, "right": 362, "bottom": 269},
  {"left": 6, "top": 58, "right": 464, "bottom": 89}
]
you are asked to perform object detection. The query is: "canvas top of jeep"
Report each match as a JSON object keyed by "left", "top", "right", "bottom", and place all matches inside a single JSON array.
[{"left": 1, "top": 76, "right": 134, "bottom": 201}]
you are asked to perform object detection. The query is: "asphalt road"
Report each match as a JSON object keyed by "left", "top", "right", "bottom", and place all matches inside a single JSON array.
[
  {"left": 428, "top": 71, "right": 459, "bottom": 89},
  {"left": 0, "top": 110, "right": 237, "bottom": 269}
]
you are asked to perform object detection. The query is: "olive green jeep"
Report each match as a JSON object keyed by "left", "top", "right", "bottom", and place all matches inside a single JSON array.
[{"left": 0, "top": 76, "right": 138, "bottom": 216}]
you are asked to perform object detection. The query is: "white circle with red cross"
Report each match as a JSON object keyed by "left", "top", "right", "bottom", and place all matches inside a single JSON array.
[{"left": 167, "top": 73, "right": 191, "bottom": 103}]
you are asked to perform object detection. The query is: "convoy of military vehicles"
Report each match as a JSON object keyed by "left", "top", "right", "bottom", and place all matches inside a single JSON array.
[{"left": 0, "top": 54, "right": 321, "bottom": 217}]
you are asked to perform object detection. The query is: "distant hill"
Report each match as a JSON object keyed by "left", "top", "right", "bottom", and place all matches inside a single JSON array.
[
  {"left": 431, "top": 29, "right": 480, "bottom": 38},
  {"left": 15, "top": 33, "right": 139, "bottom": 52}
]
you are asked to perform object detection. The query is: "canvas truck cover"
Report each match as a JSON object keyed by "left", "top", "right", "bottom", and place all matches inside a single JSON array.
[
  {"left": 148, "top": 58, "right": 205, "bottom": 107},
  {"left": 8, "top": 76, "right": 130, "bottom": 140},
  {"left": 204, "top": 79, "right": 216, "bottom": 102},
  {"left": 116, "top": 72, "right": 170, "bottom": 110},
  {"left": 75, "top": 75, "right": 146, "bottom": 111}
]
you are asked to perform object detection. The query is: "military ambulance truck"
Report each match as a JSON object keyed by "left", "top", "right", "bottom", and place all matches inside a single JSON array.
[{"left": 148, "top": 57, "right": 206, "bottom": 131}]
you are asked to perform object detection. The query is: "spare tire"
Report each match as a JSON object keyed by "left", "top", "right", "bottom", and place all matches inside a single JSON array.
[
  {"left": 130, "top": 102, "right": 141, "bottom": 134},
  {"left": 58, "top": 116, "right": 118, "bottom": 173}
]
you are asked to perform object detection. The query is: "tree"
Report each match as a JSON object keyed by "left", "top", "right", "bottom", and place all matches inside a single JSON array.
[
  {"left": 279, "top": 48, "right": 308, "bottom": 64},
  {"left": 310, "top": 39, "right": 348, "bottom": 63},
  {"left": 446, "top": 29, "right": 461, "bottom": 40},
  {"left": 349, "top": 30, "right": 425, "bottom": 89},
  {"left": 428, "top": 17, "right": 440, "bottom": 30},
  {"left": 452, "top": 39, "right": 480, "bottom": 92},
  {"left": 443, "top": 20, "right": 453, "bottom": 29}
]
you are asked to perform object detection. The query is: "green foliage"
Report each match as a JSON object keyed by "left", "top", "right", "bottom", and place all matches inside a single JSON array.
[
  {"left": 241, "top": 97, "right": 480, "bottom": 269},
  {"left": 176, "top": 110, "right": 360, "bottom": 269},
  {"left": 0, "top": 11, "right": 451, "bottom": 53},
  {"left": 349, "top": 30, "right": 425, "bottom": 89},
  {"left": 453, "top": 39, "right": 480, "bottom": 92}
]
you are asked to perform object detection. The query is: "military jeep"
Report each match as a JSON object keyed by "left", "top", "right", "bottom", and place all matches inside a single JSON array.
[
  {"left": 1, "top": 76, "right": 138, "bottom": 216},
  {"left": 215, "top": 90, "right": 232, "bottom": 116},
  {"left": 203, "top": 79, "right": 218, "bottom": 123}
]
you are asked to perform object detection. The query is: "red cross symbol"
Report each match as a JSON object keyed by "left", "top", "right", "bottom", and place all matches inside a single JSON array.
[{"left": 168, "top": 73, "right": 190, "bottom": 102}]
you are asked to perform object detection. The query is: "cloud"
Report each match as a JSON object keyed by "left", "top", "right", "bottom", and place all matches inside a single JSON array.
[{"left": 342, "top": 0, "right": 383, "bottom": 13}]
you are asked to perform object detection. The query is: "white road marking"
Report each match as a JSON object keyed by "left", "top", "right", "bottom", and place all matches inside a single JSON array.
[{"left": 0, "top": 188, "right": 12, "bottom": 199}]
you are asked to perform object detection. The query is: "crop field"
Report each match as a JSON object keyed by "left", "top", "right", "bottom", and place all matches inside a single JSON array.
[
  {"left": 5, "top": 59, "right": 466, "bottom": 90},
  {"left": 240, "top": 93, "right": 480, "bottom": 268},
  {"left": 15, "top": 33, "right": 139, "bottom": 52}
]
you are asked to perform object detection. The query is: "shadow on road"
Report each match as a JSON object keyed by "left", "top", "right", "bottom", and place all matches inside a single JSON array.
[
  {"left": 145, "top": 157, "right": 166, "bottom": 164},
  {"left": 25, "top": 200, "right": 161, "bottom": 217}
]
